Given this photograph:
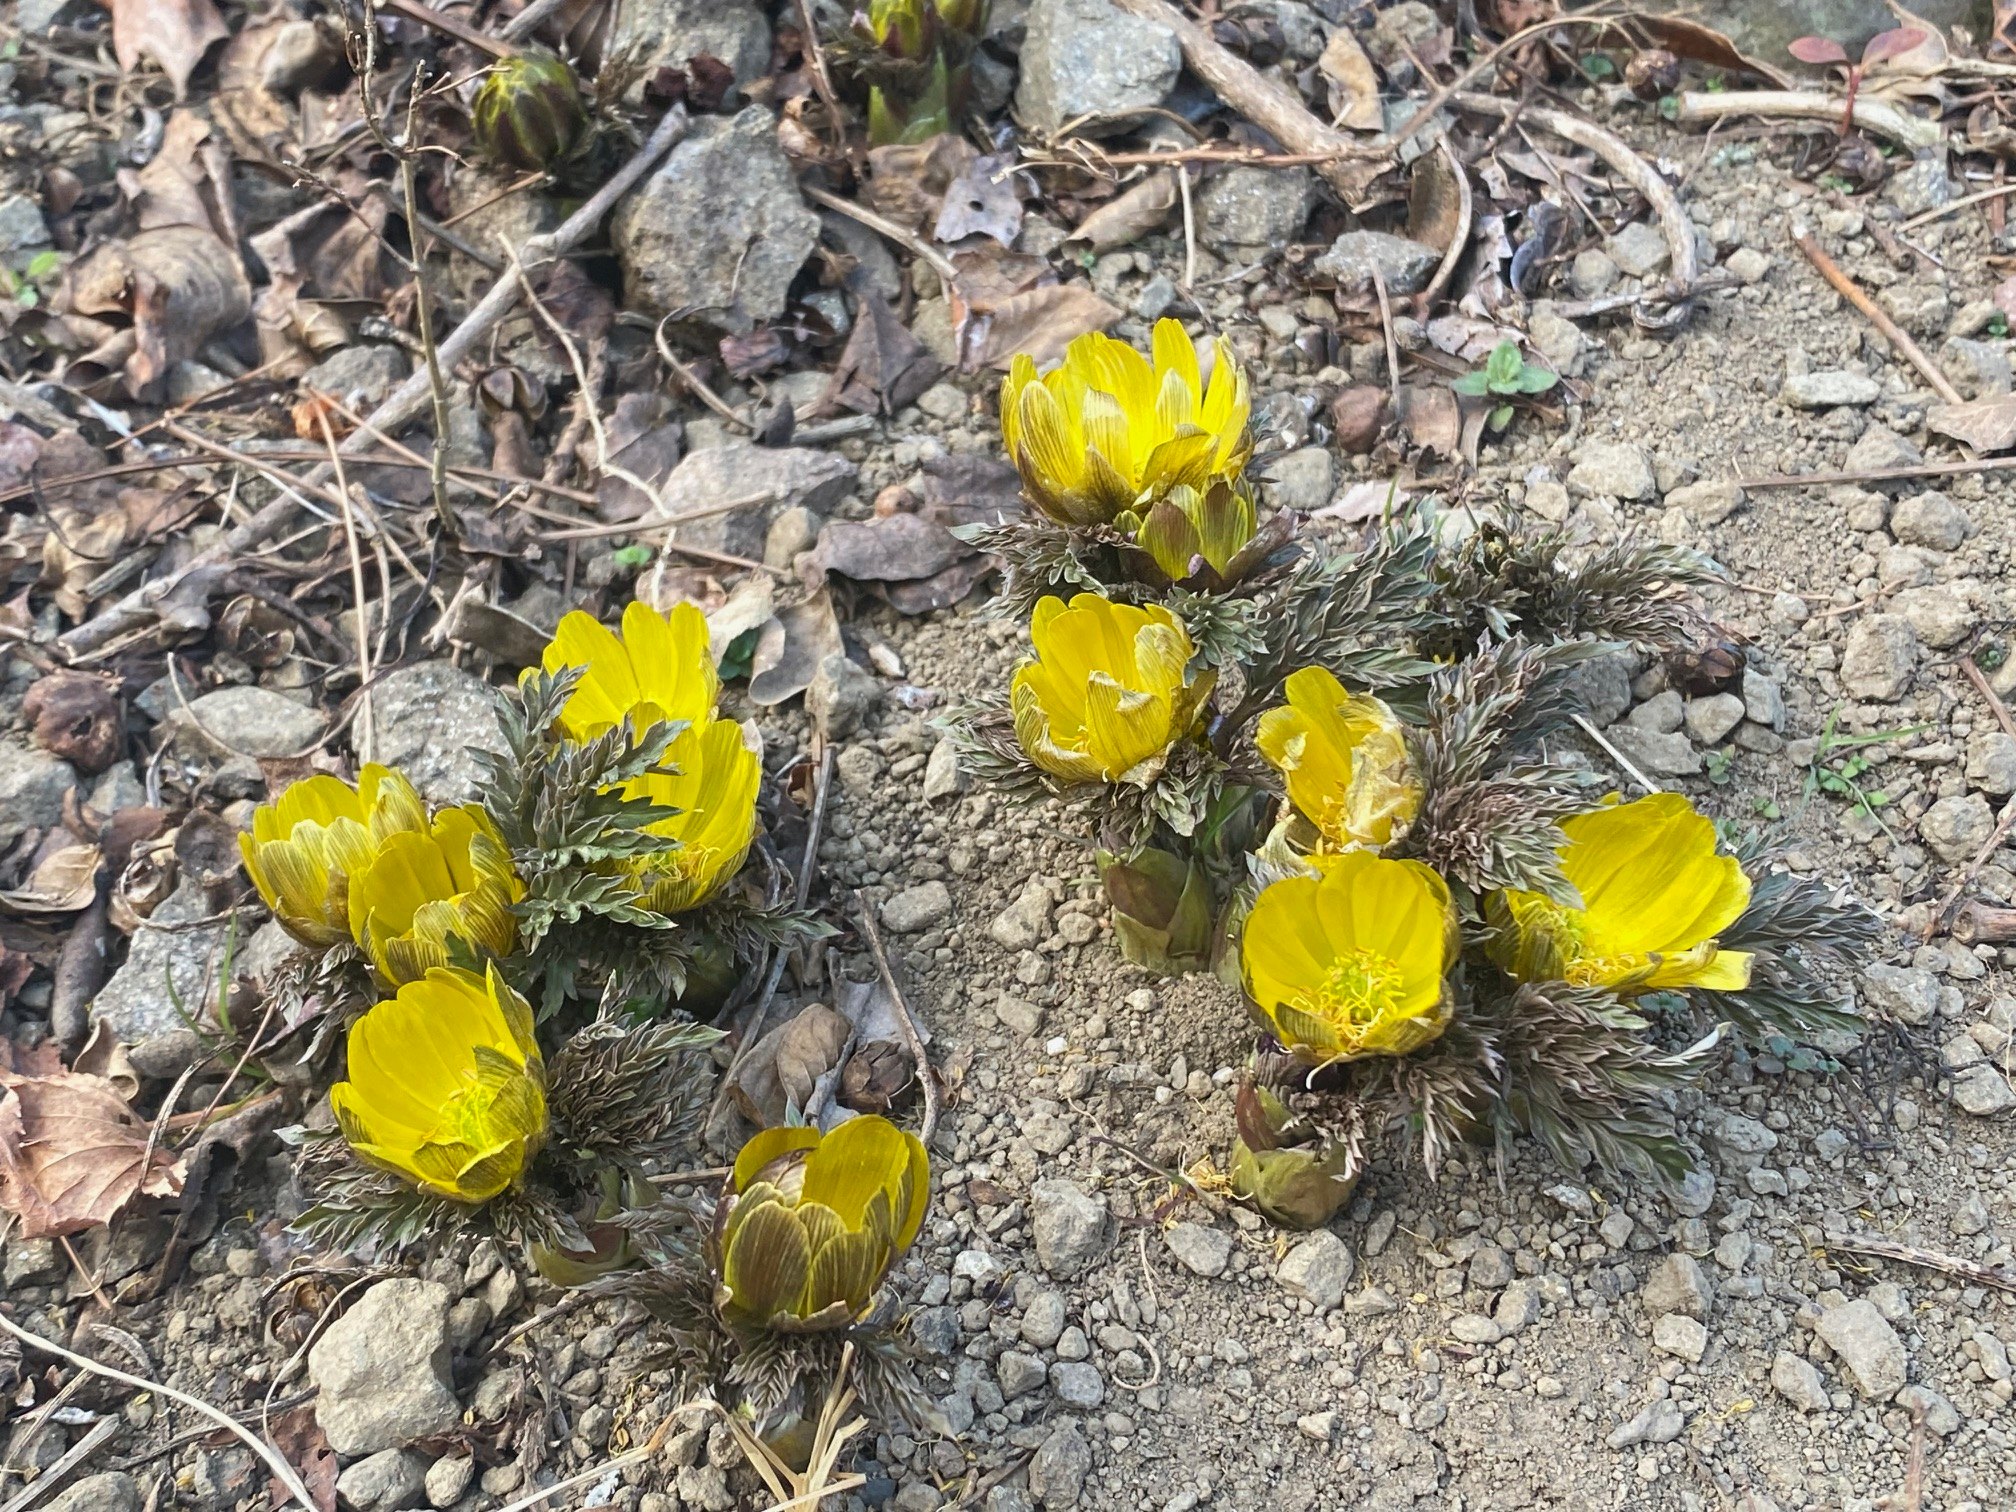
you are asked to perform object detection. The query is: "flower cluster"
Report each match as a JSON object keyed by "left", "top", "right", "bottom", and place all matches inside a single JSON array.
[{"left": 959, "top": 319, "right": 1875, "bottom": 1211}]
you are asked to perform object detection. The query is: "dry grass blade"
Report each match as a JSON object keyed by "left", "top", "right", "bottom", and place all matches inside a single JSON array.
[{"left": 712, "top": 1343, "right": 870, "bottom": 1511}]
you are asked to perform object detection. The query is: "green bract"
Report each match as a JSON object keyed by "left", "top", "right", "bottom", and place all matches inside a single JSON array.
[{"left": 471, "top": 50, "right": 587, "bottom": 173}]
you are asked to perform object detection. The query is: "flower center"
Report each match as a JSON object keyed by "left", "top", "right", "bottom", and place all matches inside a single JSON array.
[
  {"left": 1297, "top": 947, "right": 1408, "bottom": 1032},
  {"left": 1518, "top": 898, "right": 1643, "bottom": 985}
]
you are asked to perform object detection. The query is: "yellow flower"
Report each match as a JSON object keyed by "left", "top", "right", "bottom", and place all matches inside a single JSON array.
[
  {"left": 1486, "top": 794, "right": 1753, "bottom": 994},
  {"left": 1255, "top": 667, "right": 1421, "bottom": 851},
  {"left": 330, "top": 964, "right": 548, "bottom": 1204},
  {"left": 538, "top": 600, "right": 718, "bottom": 744},
  {"left": 240, "top": 765, "right": 429, "bottom": 947},
  {"left": 1000, "top": 318, "right": 1252, "bottom": 526},
  {"left": 348, "top": 804, "right": 525, "bottom": 986},
  {"left": 1011, "top": 594, "right": 1215, "bottom": 784},
  {"left": 623, "top": 719, "right": 764, "bottom": 913},
  {"left": 717, "top": 1116, "right": 930, "bottom": 1331},
  {"left": 1242, "top": 850, "right": 1455, "bottom": 1066}
]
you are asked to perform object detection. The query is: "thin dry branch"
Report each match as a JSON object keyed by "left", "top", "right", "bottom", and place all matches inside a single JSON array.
[
  {"left": 1108, "top": 0, "right": 1387, "bottom": 206},
  {"left": 1672, "top": 90, "right": 1945, "bottom": 151},
  {"left": 855, "top": 890, "right": 941, "bottom": 1145},
  {"left": 1792, "top": 228, "right": 1963, "bottom": 405}
]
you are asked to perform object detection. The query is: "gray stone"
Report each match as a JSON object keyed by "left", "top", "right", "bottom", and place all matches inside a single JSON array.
[
  {"left": 1566, "top": 441, "right": 1656, "bottom": 501},
  {"left": 1450, "top": 1313, "right": 1502, "bottom": 1345},
  {"left": 1527, "top": 309, "right": 1585, "bottom": 377},
  {"left": 336, "top": 1449, "right": 429, "bottom": 1512},
  {"left": 1569, "top": 248, "right": 1619, "bottom": 297},
  {"left": 169, "top": 685, "right": 324, "bottom": 758},
  {"left": 1840, "top": 614, "right": 1919, "bottom": 701},
  {"left": 1886, "top": 156, "right": 1958, "bottom": 217},
  {"left": 612, "top": 107, "right": 820, "bottom": 333},
  {"left": 1653, "top": 1313, "right": 1708, "bottom": 1364},
  {"left": 47, "top": 1475, "right": 141, "bottom": 1512},
  {"left": 991, "top": 876, "right": 1055, "bottom": 951},
  {"left": 1771, "top": 1351, "right": 1831, "bottom": 1412},
  {"left": 1921, "top": 792, "right": 1996, "bottom": 865},
  {"left": 998, "top": 1350, "right": 1048, "bottom": 1398},
  {"left": 994, "top": 994, "right": 1045, "bottom": 1037},
  {"left": 1032, "top": 1179, "right": 1108, "bottom": 1279},
  {"left": 1277, "top": 1230, "right": 1353, "bottom": 1311},
  {"left": 1725, "top": 247, "right": 1771, "bottom": 283},
  {"left": 1643, "top": 1254, "right": 1713, "bottom": 1321},
  {"left": 1049, "top": 1360, "right": 1104, "bottom": 1408},
  {"left": 1780, "top": 370, "right": 1880, "bottom": 409},
  {"left": 1671, "top": 1169, "right": 1716, "bottom": 1217},
  {"left": 300, "top": 344, "right": 410, "bottom": 410},
  {"left": 1846, "top": 424, "right": 1923, "bottom": 473},
  {"left": 1895, "top": 491, "right": 1975, "bottom": 552},
  {"left": 1312, "top": 231, "right": 1441, "bottom": 297},
  {"left": 1854, "top": 963, "right": 1935, "bottom": 1040},
  {"left": 1495, "top": 1279, "right": 1544, "bottom": 1335},
  {"left": 1600, "top": 725, "right": 1702, "bottom": 778},
  {"left": 1667, "top": 479, "right": 1744, "bottom": 525},
  {"left": 1943, "top": 337, "right": 2013, "bottom": 398},
  {"left": 0, "top": 743, "right": 77, "bottom": 852},
  {"left": 1165, "top": 1221, "right": 1232, "bottom": 1277},
  {"left": 1606, "top": 221, "right": 1670, "bottom": 279},
  {"left": 1196, "top": 166, "right": 1314, "bottom": 255},
  {"left": 1015, "top": 0, "right": 1180, "bottom": 134},
  {"left": 1021, "top": 1291, "right": 1069, "bottom": 1349},
  {"left": 369, "top": 661, "right": 508, "bottom": 808},
  {"left": 808, "top": 652, "right": 881, "bottom": 741},
  {"left": 921, "top": 735, "right": 966, "bottom": 800},
  {"left": 308, "top": 1279, "right": 460, "bottom": 1456},
  {"left": 764, "top": 505, "right": 820, "bottom": 569},
  {"left": 0, "top": 192, "right": 51, "bottom": 259},
  {"left": 425, "top": 1456, "right": 475, "bottom": 1509},
  {"left": 1707, "top": 1111, "right": 1778, "bottom": 1169},
  {"left": 1894, "top": 1383, "right": 1962, "bottom": 1436},
  {"left": 1968, "top": 731, "right": 2016, "bottom": 798},
  {"left": 1562, "top": 651, "right": 1635, "bottom": 727},
  {"left": 1815, "top": 1299, "right": 1908, "bottom": 1399},
  {"left": 1952, "top": 1192, "right": 1992, "bottom": 1236},
  {"left": 882, "top": 880, "right": 952, "bottom": 934},
  {"left": 1260, "top": 446, "right": 1333, "bottom": 512},
  {"left": 1029, "top": 1422, "right": 1093, "bottom": 1508},
  {"left": 1953, "top": 1064, "right": 2016, "bottom": 1117},
  {"left": 1634, "top": 0, "right": 1973, "bottom": 70},
  {"left": 1606, "top": 1396, "right": 1685, "bottom": 1448},
  {"left": 657, "top": 443, "right": 855, "bottom": 559},
  {"left": 1893, "top": 584, "right": 1976, "bottom": 650},
  {"left": 1741, "top": 670, "right": 1784, "bottom": 730},
  {"left": 2, "top": 1237, "right": 61, "bottom": 1287},
  {"left": 608, "top": 0, "right": 770, "bottom": 87},
  {"left": 1684, "top": 692, "right": 1745, "bottom": 747},
  {"left": 1628, "top": 689, "right": 1685, "bottom": 735},
  {"left": 89, "top": 878, "right": 225, "bottom": 1078}
]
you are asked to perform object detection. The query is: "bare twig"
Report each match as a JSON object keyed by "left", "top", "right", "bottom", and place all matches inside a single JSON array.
[
  {"left": 1792, "top": 229, "right": 1963, "bottom": 406},
  {"left": 1370, "top": 262, "right": 1401, "bottom": 409},
  {"left": 1453, "top": 92, "right": 1696, "bottom": 328},
  {"left": 1673, "top": 90, "right": 1945, "bottom": 151},
  {"left": 0, "top": 1312, "right": 321, "bottom": 1509},
  {"left": 1949, "top": 899, "right": 2016, "bottom": 945},
  {"left": 1963, "top": 654, "right": 2016, "bottom": 741},
  {"left": 379, "top": 0, "right": 512, "bottom": 58},
  {"left": 314, "top": 409, "right": 378, "bottom": 761},
  {"left": 55, "top": 107, "right": 690, "bottom": 662},
  {"left": 801, "top": 184, "right": 960, "bottom": 286},
  {"left": 1826, "top": 1235, "right": 2016, "bottom": 1294},
  {"left": 0, "top": 1415, "right": 122, "bottom": 1512},
  {"left": 1108, "top": 0, "right": 1386, "bottom": 205},
  {"left": 1571, "top": 713, "right": 1662, "bottom": 795},
  {"left": 792, "top": 0, "right": 850, "bottom": 146},
  {"left": 497, "top": 0, "right": 574, "bottom": 43},
  {"left": 653, "top": 315, "right": 756, "bottom": 433},
  {"left": 1383, "top": 6, "right": 1626, "bottom": 149},
  {"left": 1901, "top": 179, "right": 2016, "bottom": 232},
  {"left": 854, "top": 890, "right": 940, "bottom": 1144}
]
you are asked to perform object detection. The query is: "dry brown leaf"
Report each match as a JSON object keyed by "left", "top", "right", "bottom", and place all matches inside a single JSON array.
[
  {"left": 976, "top": 284, "right": 1122, "bottom": 370},
  {"left": 23, "top": 671, "right": 122, "bottom": 775},
  {"left": 1928, "top": 395, "right": 2016, "bottom": 452},
  {"left": 97, "top": 0, "right": 230, "bottom": 98},
  {"left": 0, "top": 1068, "right": 186, "bottom": 1239},
  {"left": 1318, "top": 28, "right": 1384, "bottom": 131},
  {"left": 935, "top": 151, "right": 1023, "bottom": 247},
  {"left": 729, "top": 1003, "right": 852, "bottom": 1126},
  {"left": 1065, "top": 170, "right": 1180, "bottom": 253},
  {"left": 747, "top": 589, "right": 843, "bottom": 706},
  {"left": 0, "top": 845, "right": 102, "bottom": 915},
  {"left": 820, "top": 281, "right": 944, "bottom": 417},
  {"left": 1395, "top": 383, "right": 1462, "bottom": 458},
  {"left": 865, "top": 136, "right": 977, "bottom": 232},
  {"left": 72, "top": 1022, "right": 141, "bottom": 1104}
]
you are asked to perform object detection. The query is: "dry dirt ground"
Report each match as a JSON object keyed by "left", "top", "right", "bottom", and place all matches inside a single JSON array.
[{"left": 10, "top": 94, "right": 2016, "bottom": 1512}]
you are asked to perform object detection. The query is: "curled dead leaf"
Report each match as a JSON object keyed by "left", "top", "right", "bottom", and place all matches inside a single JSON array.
[
  {"left": 974, "top": 283, "right": 1123, "bottom": 370},
  {"left": 1065, "top": 170, "right": 1180, "bottom": 253},
  {"left": 1318, "top": 28, "right": 1384, "bottom": 131},
  {"left": 0, "top": 1068, "right": 186, "bottom": 1239},
  {"left": 97, "top": 0, "right": 230, "bottom": 99},
  {"left": 22, "top": 671, "right": 122, "bottom": 774},
  {"left": 728, "top": 1002, "right": 852, "bottom": 1126},
  {"left": 62, "top": 227, "right": 252, "bottom": 399},
  {"left": 0, "top": 845, "right": 103, "bottom": 915},
  {"left": 1928, "top": 395, "right": 2016, "bottom": 453}
]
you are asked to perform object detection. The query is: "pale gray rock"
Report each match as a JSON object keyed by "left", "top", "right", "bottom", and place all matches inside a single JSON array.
[
  {"left": 1165, "top": 1221, "right": 1232, "bottom": 1277},
  {"left": 1566, "top": 441, "right": 1656, "bottom": 500},
  {"left": 1653, "top": 1313, "right": 1708, "bottom": 1364},
  {"left": 369, "top": 661, "right": 508, "bottom": 808},
  {"left": 1277, "top": 1230, "right": 1353, "bottom": 1311},
  {"left": 309, "top": 1279, "right": 460, "bottom": 1456},
  {"left": 169, "top": 685, "right": 324, "bottom": 758},
  {"left": 1942, "top": 336, "right": 2013, "bottom": 398},
  {"left": 1815, "top": 1299, "right": 1908, "bottom": 1399},
  {"left": 1666, "top": 479, "right": 1744, "bottom": 525},
  {"left": 807, "top": 653, "right": 881, "bottom": 741},
  {"left": 991, "top": 876, "right": 1055, "bottom": 951},
  {"left": 1894, "top": 1383, "right": 1962, "bottom": 1435},
  {"left": 1684, "top": 692, "right": 1745, "bottom": 746},
  {"left": 426, "top": 1456, "right": 476, "bottom": 1508},
  {"left": 1845, "top": 424, "right": 1922, "bottom": 473},
  {"left": 923, "top": 736, "right": 967, "bottom": 800},
  {"left": 1606, "top": 221, "right": 1670, "bottom": 279},
  {"left": 89, "top": 878, "right": 224, "bottom": 1078},
  {"left": 1196, "top": 166, "right": 1314, "bottom": 255},
  {"left": 1029, "top": 1422, "right": 1093, "bottom": 1507},
  {"left": 1840, "top": 614, "right": 1919, "bottom": 701},
  {"left": 1628, "top": 689, "right": 1685, "bottom": 735},
  {"left": 1312, "top": 231, "right": 1441, "bottom": 297},
  {"left": 1015, "top": 0, "right": 1180, "bottom": 134},
  {"left": 1893, "top": 584, "right": 1976, "bottom": 650},
  {"left": 0, "top": 743, "right": 76, "bottom": 852},
  {"left": 1260, "top": 446, "right": 1334, "bottom": 512},
  {"left": 1606, "top": 1396, "right": 1685, "bottom": 1448},
  {"left": 300, "top": 344, "right": 409, "bottom": 410},
  {"left": 882, "top": 881, "right": 952, "bottom": 934},
  {"left": 608, "top": 0, "right": 771, "bottom": 86},
  {"left": 1921, "top": 792, "right": 1996, "bottom": 865},
  {"left": 612, "top": 107, "right": 820, "bottom": 333},
  {"left": 657, "top": 443, "right": 855, "bottom": 559},
  {"left": 1771, "top": 1351, "right": 1830, "bottom": 1412},
  {"left": 1781, "top": 370, "right": 1880, "bottom": 408},
  {"left": 1863, "top": 963, "right": 1941, "bottom": 1026},
  {"left": 1032, "top": 1179, "right": 1108, "bottom": 1278},
  {"left": 1953, "top": 1064, "right": 2016, "bottom": 1116},
  {"left": 1049, "top": 1361, "right": 1104, "bottom": 1408},
  {"left": 1601, "top": 725, "right": 1702, "bottom": 778},
  {"left": 1966, "top": 731, "right": 2016, "bottom": 797},
  {"left": 998, "top": 1350, "right": 1048, "bottom": 1399},
  {"left": 1643, "top": 1254, "right": 1713, "bottom": 1321},
  {"left": 336, "top": 1449, "right": 429, "bottom": 1512},
  {"left": 47, "top": 1476, "right": 141, "bottom": 1512}
]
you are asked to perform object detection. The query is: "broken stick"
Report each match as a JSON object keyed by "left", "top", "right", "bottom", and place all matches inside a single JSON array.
[{"left": 1792, "top": 229, "right": 1963, "bottom": 406}]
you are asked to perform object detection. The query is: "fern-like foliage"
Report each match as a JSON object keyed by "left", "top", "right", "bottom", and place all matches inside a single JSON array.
[
  {"left": 546, "top": 1017, "right": 723, "bottom": 1168},
  {"left": 1167, "top": 589, "right": 1267, "bottom": 673},
  {"left": 1391, "top": 638, "right": 1604, "bottom": 902},
  {"left": 952, "top": 517, "right": 1125, "bottom": 619},
  {"left": 1337, "top": 1013, "right": 1504, "bottom": 1180},
  {"left": 1686, "top": 868, "right": 1880, "bottom": 1049},
  {"left": 1483, "top": 982, "right": 1712, "bottom": 1188}
]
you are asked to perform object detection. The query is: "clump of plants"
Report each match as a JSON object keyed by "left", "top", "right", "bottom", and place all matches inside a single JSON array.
[
  {"left": 957, "top": 319, "right": 1877, "bottom": 1220},
  {"left": 242, "top": 603, "right": 932, "bottom": 1456}
]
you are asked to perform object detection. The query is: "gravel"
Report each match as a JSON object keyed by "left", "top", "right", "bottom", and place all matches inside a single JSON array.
[
  {"left": 882, "top": 880, "right": 953, "bottom": 934},
  {"left": 1771, "top": 1350, "right": 1831, "bottom": 1412},
  {"left": 1276, "top": 1230, "right": 1354, "bottom": 1311}
]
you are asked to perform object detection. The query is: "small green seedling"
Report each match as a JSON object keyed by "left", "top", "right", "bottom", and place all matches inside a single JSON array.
[
  {"left": 610, "top": 543, "right": 654, "bottom": 571},
  {"left": 1802, "top": 705, "right": 1927, "bottom": 839},
  {"left": 1452, "top": 340, "right": 1559, "bottom": 433}
]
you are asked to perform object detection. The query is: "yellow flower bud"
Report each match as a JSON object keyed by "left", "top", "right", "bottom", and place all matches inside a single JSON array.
[
  {"left": 1010, "top": 593, "right": 1215, "bottom": 785},
  {"left": 999, "top": 319, "right": 1251, "bottom": 526},
  {"left": 1242, "top": 850, "right": 1455, "bottom": 1066},
  {"left": 1229, "top": 1081, "right": 1359, "bottom": 1230},
  {"left": 239, "top": 765, "right": 429, "bottom": 948},
  {"left": 536, "top": 601, "right": 720, "bottom": 746},
  {"left": 1255, "top": 666, "right": 1421, "bottom": 852},
  {"left": 717, "top": 1117, "right": 930, "bottom": 1331},
  {"left": 1486, "top": 793, "right": 1753, "bottom": 995},
  {"left": 330, "top": 964, "right": 548, "bottom": 1205}
]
